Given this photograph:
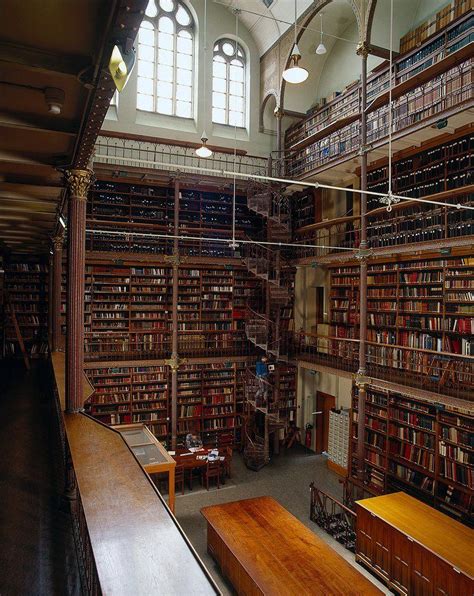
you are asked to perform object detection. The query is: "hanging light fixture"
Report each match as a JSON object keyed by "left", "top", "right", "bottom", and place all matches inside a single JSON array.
[
  {"left": 196, "top": 0, "right": 213, "bottom": 157},
  {"left": 196, "top": 132, "right": 212, "bottom": 158},
  {"left": 282, "top": 0, "right": 308, "bottom": 84},
  {"left": 316, "top": 12, "right": 327, "bottom": 55}
]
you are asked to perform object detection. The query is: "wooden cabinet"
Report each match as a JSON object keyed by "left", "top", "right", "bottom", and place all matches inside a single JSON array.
[
  {"left": 356, "top": 493, "right": 474, "bottom": 596},
  {"left": 390, "top": 530, "right": 411, "bottom": 595}
]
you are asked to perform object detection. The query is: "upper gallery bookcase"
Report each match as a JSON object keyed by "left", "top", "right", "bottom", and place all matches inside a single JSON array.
[{"left": 284, "top": 10, "right": 473, "bottom": 178}]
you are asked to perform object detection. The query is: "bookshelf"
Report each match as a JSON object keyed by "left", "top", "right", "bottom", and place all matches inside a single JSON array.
[
  {"left": 84, "top": 365, "right": 170, "bottom": 439},
  {"left": 329, "top": 257, "right": 474, "bottom": 362},
  {"left": 285, "top": 11, "right": 472, "bottom": 177},
  {"left": 4, "top": 261, "right": 49, "bottom": 358},
  {"left": 86, "top": 179, "right": 262, "bottom": 257},
  {"left": 366, "top": 132, "right": 473, "bottom": 210},
  {"left": 350, "top": 384, "right": 473, "bottom": 525}
]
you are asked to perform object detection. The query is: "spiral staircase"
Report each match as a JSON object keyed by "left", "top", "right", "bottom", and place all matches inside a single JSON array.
[{"left": 241, "top": 183, "right": 293, "bottom": 470}]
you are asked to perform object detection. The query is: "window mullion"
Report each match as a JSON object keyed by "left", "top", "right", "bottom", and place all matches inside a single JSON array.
[{"left": 226, "top": 60, "right": 230, "bottom": 126}]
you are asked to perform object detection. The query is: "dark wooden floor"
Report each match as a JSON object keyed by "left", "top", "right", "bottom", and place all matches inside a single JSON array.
[{"left": 0, "top": 361, "right": 81, "bottom": 595}]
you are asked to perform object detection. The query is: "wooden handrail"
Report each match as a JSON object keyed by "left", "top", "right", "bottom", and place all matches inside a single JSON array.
[{"left": 50, "top": 352, "right": 219, "bottom": 595}]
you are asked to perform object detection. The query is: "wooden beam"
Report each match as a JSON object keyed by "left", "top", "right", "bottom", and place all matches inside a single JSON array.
[{"left": 0, "top": 40, "right": 90, "bottom": 77}]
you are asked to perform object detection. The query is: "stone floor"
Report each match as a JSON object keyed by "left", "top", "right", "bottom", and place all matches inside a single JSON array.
[{"left": 172, "top": 446, "right": 390, "bottom": 595}]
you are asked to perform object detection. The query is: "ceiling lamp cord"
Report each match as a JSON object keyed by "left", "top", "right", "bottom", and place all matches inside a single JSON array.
[
  {"left": 316, "top": 12, "right": 327, "bottom": 55},
  {"left": 384, "top": 0, "right": 396, "bottom": 212},
  {"left": 196, "top": 0, "right": 212, "bottom": 158},
  {"left": 230, "top": 9, "right": 240, "bottom": 250}
]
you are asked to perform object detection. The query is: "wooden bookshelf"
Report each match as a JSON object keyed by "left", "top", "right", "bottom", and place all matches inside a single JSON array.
[
  {"left": 367, "top": 131, "right": 473, "bottom": 210},
  {"left": 329, "top": 256, "right": 474, "bottom": 361},
  {"left": 285, "top": 11, "right": 473, "bottom": 177},
  {"left": 350, "top": 384, "right": 473, "bottom": 525},
  {"left": 4, "top": 260, "right": 49, "bottom": 358}
]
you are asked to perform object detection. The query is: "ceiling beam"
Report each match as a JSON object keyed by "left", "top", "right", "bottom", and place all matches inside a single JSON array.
[{"left": 0, "top": 40, "right": 91, "bottom": 78}]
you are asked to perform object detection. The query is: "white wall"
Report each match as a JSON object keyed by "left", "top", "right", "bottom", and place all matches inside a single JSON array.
[{"left": 104, "top": 0, "right": 273, "bottom": 157}]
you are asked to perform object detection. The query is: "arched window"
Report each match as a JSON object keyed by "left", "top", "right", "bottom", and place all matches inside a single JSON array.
[
  {"left": 212, "top": 39, "right": 246, "bottom": 127},
  {"left": 137, "top": 0, "right": 194, "bottom": 118}
]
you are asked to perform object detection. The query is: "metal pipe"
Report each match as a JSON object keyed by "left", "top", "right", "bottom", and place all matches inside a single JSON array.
[
  {"left": 357, "top": 50, "right": 368, "bottom": 481},
  {"left": 171, "top": 178, "right": 180, "bottom": 450}
]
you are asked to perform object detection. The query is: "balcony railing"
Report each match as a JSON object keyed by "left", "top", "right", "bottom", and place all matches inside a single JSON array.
[
  {"left": 94, "top": 134, "right": 269, "bottom": 177},
  {"left": 309, "top": 482, "right": 357, "bottom": 552},
  {"left": 288, "top": 331, "right": 474, "bottom": 401},
  {"left": 84, "top": 330, "right": 253, "bottom": 361},
  {"left": 291, "top": 192, "right": 473, "bottom": 260}
]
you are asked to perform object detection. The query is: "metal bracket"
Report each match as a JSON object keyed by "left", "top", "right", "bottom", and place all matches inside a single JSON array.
[
  {"left": 164, "top": 254, "right": 186, "bottom": 268},
  {"left": 352, "top": 372, "right": 371, "bottom": 388},
  {"left": 355, "top": 247, "right": 374, "bottom": 261},
  {"left": 165, "top": 355, "right": 187, "bottom": 372}
]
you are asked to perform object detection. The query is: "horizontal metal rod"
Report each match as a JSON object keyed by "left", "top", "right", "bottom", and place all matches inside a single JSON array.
[
  {"left": 95, "top": 153, "right": 474, "bottom": 212},
  {"left": 86, "top": 228, "right": 354, "bottom": 251}
]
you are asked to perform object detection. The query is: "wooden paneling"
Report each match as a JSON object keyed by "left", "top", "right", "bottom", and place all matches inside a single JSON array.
[
  {"left": 202, "top": 496, "right": 382, "bottom": 595},
  {"left": 356, "top": 492, "right": 474, "bottom": 595},
  {"left": 64, "top": 413, "right": 218, "bottom": 595}
]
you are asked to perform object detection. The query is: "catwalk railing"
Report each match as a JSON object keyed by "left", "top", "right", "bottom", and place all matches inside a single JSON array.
[
  {"left": 309, "top": 482, "right": 357, "bottom": 552},
  {"left": 95, "top": 134, "right": 269, "bottom": 177},
  {"left": 289, "top": 331, "right": 474, "bottom": 401},
  {"left": 291, "top": 192, "right": 473, "bottom": 260},
  {"left": 84, "top": 329, "right": 252, "bottom": 362}
]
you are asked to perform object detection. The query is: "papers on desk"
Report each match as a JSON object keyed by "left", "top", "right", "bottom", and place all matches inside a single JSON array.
[{"left": 167, "top": 451, "right": 176, "bottom": 456}]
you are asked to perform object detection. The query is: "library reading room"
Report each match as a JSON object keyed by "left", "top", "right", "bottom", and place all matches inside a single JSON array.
[{"left": 0, "top": 0, "right": 473, "bottom": 594}]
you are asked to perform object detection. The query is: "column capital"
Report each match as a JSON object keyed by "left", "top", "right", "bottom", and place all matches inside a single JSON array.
[
  {"left": 52, "top": 231, "right": 64, "bottom": 250},
  {"left": 274, "top": 106, "right": 284, "bottom": 120},
  {"left": 65, "top": 168, "right": 94, "bottom": 199},
  {"left": 165, "top": 355, "right": 187, "bottom": 372},
  {"left": 356, "top": 42, "right": 370, "bottom": 58}
]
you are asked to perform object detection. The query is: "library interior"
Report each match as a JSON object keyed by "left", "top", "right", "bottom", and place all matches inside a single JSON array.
[{"left": 0, "top": 0, "right": 473, "bottom": 594}]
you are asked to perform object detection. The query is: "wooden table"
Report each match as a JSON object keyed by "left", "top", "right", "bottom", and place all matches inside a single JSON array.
[
  {"left": 113, "top": 423, "right": 176, "bottom": 513},
  {"left": 356, "top": 492, "right": 474, "bottom": 594},
  {"left": 201, "top": 496, "right": 382, "bottom": 595},
  {"left": 174, "top": 448, "right": 226, "bottom": 490}
]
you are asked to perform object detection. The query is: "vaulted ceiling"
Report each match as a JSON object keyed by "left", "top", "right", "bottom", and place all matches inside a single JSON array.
[{"left": 216, "top": 0, "right": 316, "bottom": 56}]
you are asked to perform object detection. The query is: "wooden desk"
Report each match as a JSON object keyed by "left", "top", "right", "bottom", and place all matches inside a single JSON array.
[
  {"left": 174, "top": 449, "right": 226, "bottom": 490},
  {"left": 113, "top": 423, "right": 176, "bottom": 513},
  {"left": 356, "top": 492, "right": 474, "bottom": 595},
  {"left": 201, "top": 496, "right": 382, "bottom": 595}
]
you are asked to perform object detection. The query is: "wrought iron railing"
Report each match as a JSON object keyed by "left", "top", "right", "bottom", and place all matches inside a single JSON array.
[{"left": 309, "top": 482, "right": 357, "bottom": 552}]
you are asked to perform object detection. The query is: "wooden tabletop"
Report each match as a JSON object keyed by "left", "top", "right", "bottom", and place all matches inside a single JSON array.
[
  {"left": 356, "top": 492, "right": 474, "bottom": 578},
  {"left": 64, "top": 413, "right": 219, "bottom": 595},
  {"left": 201, "top": 496, "right": 382, "bottom": 595},
  {"left": 174, "top": 448, "right": 225, "bottom": 469}
]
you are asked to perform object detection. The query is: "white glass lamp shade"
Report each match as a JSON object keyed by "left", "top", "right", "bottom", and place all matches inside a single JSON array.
[
  {"left": 282, "top": 45, "right": 308, "bottom": 84},
  {"left": 316, "top": 42, "right": 327, "bottom": 55},
  {"left": 195, "top": 132, "right": 213, "bottom": 158}
]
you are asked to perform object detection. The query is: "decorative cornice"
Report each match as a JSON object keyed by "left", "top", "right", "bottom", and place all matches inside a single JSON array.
[{"left": 65, "top": 169, "right": 94, "bottom": 199}]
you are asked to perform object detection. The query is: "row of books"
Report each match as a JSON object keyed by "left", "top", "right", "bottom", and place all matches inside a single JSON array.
[{"left": 390, "top": 442, "right": 435, "bottom": 472}]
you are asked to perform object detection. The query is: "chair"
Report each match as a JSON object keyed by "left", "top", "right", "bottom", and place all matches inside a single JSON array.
[
  {"left": 202, "top": 460, "right": 221, "bottom": 490},
  {"left": 175, "top": 465, "right": 185, "bottom": 495}
]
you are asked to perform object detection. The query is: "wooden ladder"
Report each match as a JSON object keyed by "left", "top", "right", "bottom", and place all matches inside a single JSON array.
[{"left": 4, "top": 291, "right": 30, "bottom": 370}]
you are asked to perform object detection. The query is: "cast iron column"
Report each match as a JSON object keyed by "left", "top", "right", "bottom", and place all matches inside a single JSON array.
[
  {"left": 170, "top": 177, "right": 180, "bottom": 450},
  {"left": 356, "top": 45, "right": 369, "bottom": 480},
  {"left": 65, "top": 169, "right": 93, "bottom": 413},
  {"left": 52, "top": 232, "right": 64, "bottom": 351}
]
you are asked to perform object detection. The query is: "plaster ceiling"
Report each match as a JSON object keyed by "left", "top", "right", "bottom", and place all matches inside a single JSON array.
[{"left": 215, "top": 0, "right": 315, "bottom": 56}]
